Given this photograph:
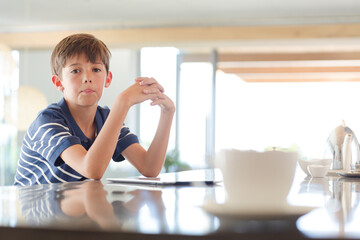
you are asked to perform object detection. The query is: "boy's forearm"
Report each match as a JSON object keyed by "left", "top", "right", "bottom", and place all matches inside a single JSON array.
[
  {"left": 142, "top": 110, "right": 175, "bottom": 176},
  {"left": 83, "top": 95, "right": 130, "bottom": 178}
]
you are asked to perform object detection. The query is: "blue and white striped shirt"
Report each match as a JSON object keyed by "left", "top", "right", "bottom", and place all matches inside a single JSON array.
[{"left": 14, "top": 98, "right": 139, "bottom": 186}]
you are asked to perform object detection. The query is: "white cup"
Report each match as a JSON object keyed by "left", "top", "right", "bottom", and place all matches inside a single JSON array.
[
  {"left": 307, "top": 164, "right": 329, "bottom": 178},
  {"left": 215, "top": 149, "right": 298, "bottom": 210},
  {"left": 298, "top": 158, "right": 332, "bottom": 176}
]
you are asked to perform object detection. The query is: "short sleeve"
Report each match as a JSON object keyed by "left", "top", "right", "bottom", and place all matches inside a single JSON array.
[
  {"left": 112, "top": 124, "right": 139, "bottom": 162},
  {"left": 23, "top": 109, "right": 81, "bottom": 167}
]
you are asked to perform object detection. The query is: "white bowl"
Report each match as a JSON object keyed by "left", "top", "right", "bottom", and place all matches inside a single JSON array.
[
  {"left": 307, "top": 164, "right": 329, "bottom": 178},
  {"left": 298, "top": 158, "right": 332, "bottom": 176}
]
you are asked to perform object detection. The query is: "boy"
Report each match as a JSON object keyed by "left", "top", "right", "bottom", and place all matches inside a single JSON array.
[{"left": 14, "top": 33, "right": 175, "bottom": 186}]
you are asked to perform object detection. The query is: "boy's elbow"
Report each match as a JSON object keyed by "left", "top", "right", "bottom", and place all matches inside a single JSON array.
[
  {"left": 142, "top": 173, "right": 159, "bottom": 178},
  {"left": 142, "top": 172, "right": 159, "bottom": 178},
  {"left": 90, "top": 174, "right": 103, "bottom": 180},
  {"left": 85, "top": 171, "right": 103, "bottom": 180},
  {"left": 83, "top": 164, "right": 105, "bottom": 180},
  {"left": 140, "top": 168, "right": 161, "bottom": 178}
]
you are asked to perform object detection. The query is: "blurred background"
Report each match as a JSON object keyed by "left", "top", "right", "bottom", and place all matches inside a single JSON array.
[{"left": 1, "top": 0, "right": 360, "bottom": 185}]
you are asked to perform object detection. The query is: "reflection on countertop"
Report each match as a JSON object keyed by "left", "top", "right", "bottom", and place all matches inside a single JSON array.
[
  {"left": 0, "top": 178, "right": 221, "bottom": 236},
  {"left": 297, "top": 175, "right": 360, "bottom": 238}
]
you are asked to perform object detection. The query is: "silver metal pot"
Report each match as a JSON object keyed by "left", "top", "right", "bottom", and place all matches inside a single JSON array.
[{"left": 327, "top": 121, "right": 360, "bottom": 172}]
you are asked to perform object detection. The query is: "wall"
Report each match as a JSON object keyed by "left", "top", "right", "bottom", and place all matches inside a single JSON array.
[{"left": 19, "top": 49, "right": 60, "bottom": 104}]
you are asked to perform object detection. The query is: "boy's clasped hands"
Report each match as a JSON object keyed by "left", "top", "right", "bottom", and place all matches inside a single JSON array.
[{"left": 121, "top": 77, "right": 175, "bottom": 114}]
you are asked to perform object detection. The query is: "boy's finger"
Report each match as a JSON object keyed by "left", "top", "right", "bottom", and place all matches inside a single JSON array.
[
  {"left": 136, "top": 77, "right": 165, "bottom": 93},
  {"left": 150, "top": 99, "right": 162, "bottom": 106},
  {"left": 158, "top": 84, "right": 165, "bottom": 93},
  {"left": 135, "top": 77, "right": 147, "bottom": 82},
  {"left": 152, "top": 83, "right": 164, "bottom": 93},
  {"left": 138, "top": 77, "right": 159, "bottom": 86},
  {"left": 150, "top": 93, "right": 166, "bottom": 101},
  {"left": 141, "top": 78, "right": 157, "bottom": 86},
  {"left": 143, "top": 88, "right": 161, "bottom": 94},
  {"left": 147, "top": 82, "right": 164, "bottom": 93},
  {"left": 135, "top": 77, "right": 155, "bottom": 84},
  {"left": 150, "top": 98, "right": 168, "bottom": 107}
]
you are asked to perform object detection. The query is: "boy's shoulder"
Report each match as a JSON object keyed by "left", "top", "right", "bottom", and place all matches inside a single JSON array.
[
  {"left": 37, "top": 101, "right": 66, "bottom": 120},
  {"left": 28, "top": 99, "right": 111, "bottom": 135},
  {"left": 27, "top": 100, "right": 68, "bottom": 133}
]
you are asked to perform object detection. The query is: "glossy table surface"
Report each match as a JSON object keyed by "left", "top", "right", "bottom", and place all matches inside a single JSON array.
[{"left": 1, "top": 168, "right": 360, "bottom": 240}]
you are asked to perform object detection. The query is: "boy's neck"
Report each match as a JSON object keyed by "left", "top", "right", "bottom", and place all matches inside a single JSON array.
[{"left": 65, "top": 100, "right": 98, "bottom": 139}]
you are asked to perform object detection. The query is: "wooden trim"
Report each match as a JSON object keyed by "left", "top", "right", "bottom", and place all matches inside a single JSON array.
[
  {"left": 182, "top": 54, "right": 210, "bottom": 62},
  {"left": 1, "top": 24, "right": 360, "bottom": 49},
  {"left": 233, "top": 72, "right": 360, "bottom": 82},
  {"left": 220, "top": 66, "right": 360, "bottom": 74},
  {"left": 183, "top": 52, "right": 360, "bottom": 63}
]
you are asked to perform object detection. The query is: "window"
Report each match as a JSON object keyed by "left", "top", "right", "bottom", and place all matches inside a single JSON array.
[
  {"left": 0, "top": 49, "right": 19, "bottom": 186},
  {"left": 178, "top": 62, "right": 213, "bottom": 168},
  {"left": 139, "top": 48, "right": 177, "bottom": 151}
]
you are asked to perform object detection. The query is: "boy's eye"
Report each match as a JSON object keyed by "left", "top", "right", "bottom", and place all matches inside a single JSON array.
[
  {"left": 93, "top": 68, "right": 101, "bottom": 72},
  {"left": 71, "top": 69, "right": 80, "bottom": 74}
]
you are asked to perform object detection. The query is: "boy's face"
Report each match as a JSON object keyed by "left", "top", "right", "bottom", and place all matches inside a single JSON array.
[{"left": 52, "top": 53, "right": 112, "bottom": 108}]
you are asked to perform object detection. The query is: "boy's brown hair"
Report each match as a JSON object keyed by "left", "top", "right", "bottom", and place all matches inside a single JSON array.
[{"left": 50, "top": 33, "right": 111, "bottom": 78}]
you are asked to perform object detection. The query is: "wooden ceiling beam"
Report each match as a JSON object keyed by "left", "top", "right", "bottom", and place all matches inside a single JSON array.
[
  {"left": 239, "top": 76, "right": 360, "bottom": 82},
  {"left": 1, "top": 23, "right": 360, "bottom": 49}
]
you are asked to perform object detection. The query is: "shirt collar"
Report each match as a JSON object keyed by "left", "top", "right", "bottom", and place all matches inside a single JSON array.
[{"left": 58, "top": 98, "right": 101, "bottom": 142}]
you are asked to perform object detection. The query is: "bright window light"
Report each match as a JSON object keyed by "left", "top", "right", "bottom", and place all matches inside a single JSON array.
[{"left": 216, "top": 71, "right": 360, "bottom": 160}]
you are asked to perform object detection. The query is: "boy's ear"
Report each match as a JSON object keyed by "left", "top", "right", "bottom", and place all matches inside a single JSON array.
[
  {"left": 104, "top": 71, "right": 113, "bottom": 88},
  {"left": 52, "top": 75, "right": 64, "bottom": 92}
]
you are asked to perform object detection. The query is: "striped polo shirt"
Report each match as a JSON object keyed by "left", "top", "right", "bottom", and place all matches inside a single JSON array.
[{"left": 14, "top": 98, "right": 139, "bottom": 186}]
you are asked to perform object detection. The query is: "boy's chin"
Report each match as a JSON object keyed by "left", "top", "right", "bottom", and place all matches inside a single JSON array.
[{"left": 74, "top": 98, "right": 99, "bottom": 107}]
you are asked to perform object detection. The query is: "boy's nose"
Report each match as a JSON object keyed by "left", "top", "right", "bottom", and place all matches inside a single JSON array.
[
  {"left": 83, "top": 70, "right": 93, "bottom": 83},
  {"left": 83, "top": 74, "right": 92, "bottom": 83}
]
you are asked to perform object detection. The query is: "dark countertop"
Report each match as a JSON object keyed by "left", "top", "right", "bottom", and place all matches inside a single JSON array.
[{"left": 0, "top": 169, "right": 358, "bottom": 239}]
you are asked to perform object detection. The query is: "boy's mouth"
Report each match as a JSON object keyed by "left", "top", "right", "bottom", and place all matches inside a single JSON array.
[{"left": 82, "top": 89, "right": 95, "bottom": 94}]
